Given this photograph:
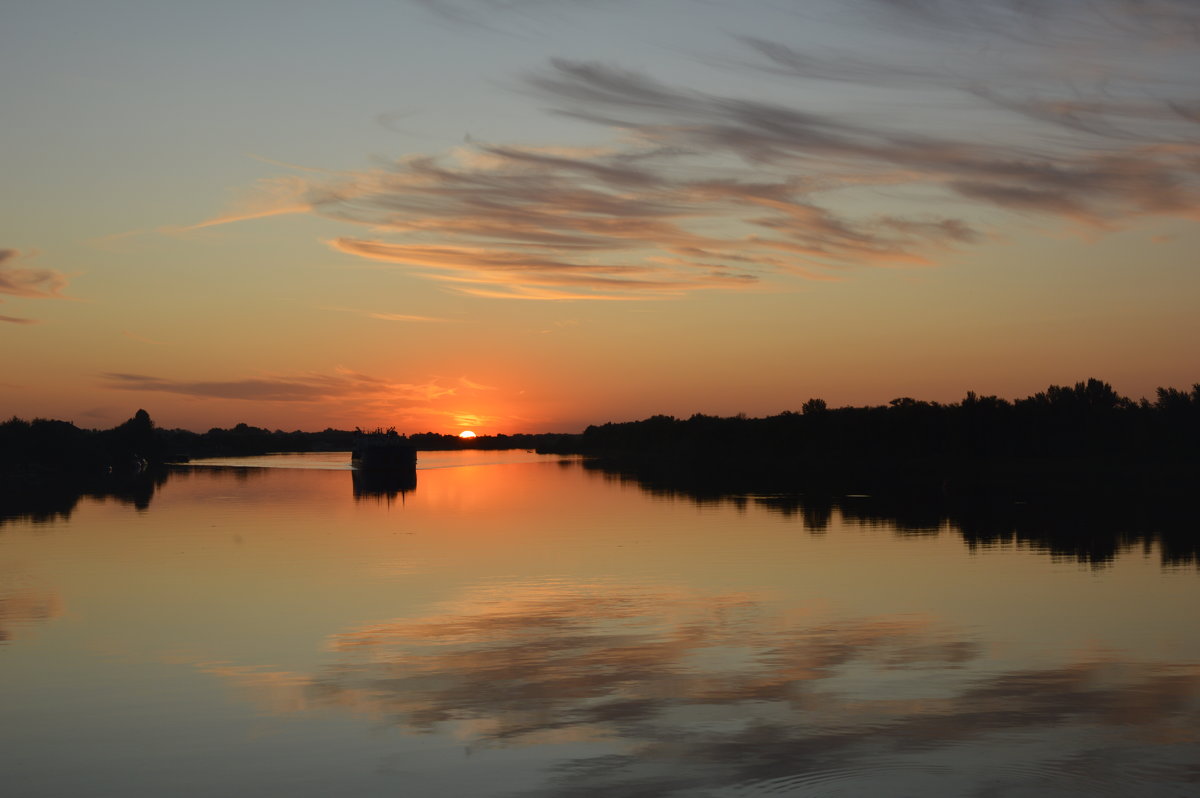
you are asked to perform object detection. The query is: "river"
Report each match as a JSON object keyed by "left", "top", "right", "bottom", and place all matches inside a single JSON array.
[{"left": 2, "top": 451, "right": 1197, "bottom": 796}]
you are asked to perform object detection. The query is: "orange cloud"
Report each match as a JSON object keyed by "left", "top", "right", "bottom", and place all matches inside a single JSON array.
[
  {"left": 0, "top": 249, "right": 69, "bottom": 300},
  {"left": 98, "top": 367, "right": 521, "bottom": 431},
  {"left": 101, "top": 369, "right": 456, "bottom": 404},
  {"left": 321, "top": 305, "right": 456, "bottom": 323},
  {"left": 176, "top": 176, "right": 312, "bottom": 231}
]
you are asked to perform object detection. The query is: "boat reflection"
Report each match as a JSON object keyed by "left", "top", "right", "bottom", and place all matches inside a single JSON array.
[{"left": 351, "top": 467, "right": 417, "bottom": 502}]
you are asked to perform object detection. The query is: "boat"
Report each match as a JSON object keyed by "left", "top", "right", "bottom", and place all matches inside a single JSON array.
[{"left": 351, "top": 430, "right": 417, "bottom": 470}]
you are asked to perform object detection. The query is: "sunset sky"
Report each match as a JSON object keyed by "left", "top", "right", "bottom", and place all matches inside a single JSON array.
[{"left": 3, "top": 0, "right": 1198, "bottom": 434}]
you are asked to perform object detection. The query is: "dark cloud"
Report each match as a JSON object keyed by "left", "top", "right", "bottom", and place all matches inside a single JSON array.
[
  {"left": 732, "top": 34, "right": 954, "bottom": 88},
  {"left": 863, "top": 0, "right": 1200, "bottom": 45},
  {"left": 528, "top": 51, "right": 1199, "bottom": 228},
  {"left": 101, "top": 370, "right": 455, "bottom": 403}
]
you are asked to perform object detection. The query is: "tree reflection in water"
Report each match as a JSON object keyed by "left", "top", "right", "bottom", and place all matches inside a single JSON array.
[
  {"left": 0, "top": 468, "right": 168, "bottom": 527},
  {"left": 580, "top": 459, "right": 1200, "bottom": 567}
]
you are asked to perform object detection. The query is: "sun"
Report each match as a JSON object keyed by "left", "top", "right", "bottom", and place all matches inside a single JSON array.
[{"left": 458, "top": 430, "right": 477, "bottom": 439}]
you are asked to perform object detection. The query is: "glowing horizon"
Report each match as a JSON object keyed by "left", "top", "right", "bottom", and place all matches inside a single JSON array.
[{"left": 2, "top": 1, "right": 1197, "bottom": 433}]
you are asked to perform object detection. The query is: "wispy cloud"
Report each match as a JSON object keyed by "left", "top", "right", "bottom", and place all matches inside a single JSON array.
[
  {"left": 458, "top": 376, "right": 497, "bottom": 391},
  {"left": 858, "top": 0, "right": 1200, "bottom": 46},
  {"left": 98, "top": 367, "right": 511, "bottom": 429},
  {"left": 322, "top": 305, "right": 455, "bottom": 323},
  {"left": 193, "top": 1, "right": 1198, "bottom": 299},
  {"left": 196, "top": 141, "right": 965, "bottom": 299},
  {"left": 174, "top": 176, "right": 312, "bottom": 231},
  {"left": 0, "top": 314, "right": 39, "bottom": 325},
  {"left": 0, "top": 249, "right": 70, "bottom": 300},
  {"left": 101, "top": 368, "right": 456, "bottom": 404},
  {"left": 530, "top": 54, "right": 1198, "bottom": 228}
]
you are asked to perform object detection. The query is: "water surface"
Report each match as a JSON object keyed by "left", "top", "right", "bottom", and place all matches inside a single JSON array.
[{"left": 2, "top": 452, "right": 1197, "bottom": 796}]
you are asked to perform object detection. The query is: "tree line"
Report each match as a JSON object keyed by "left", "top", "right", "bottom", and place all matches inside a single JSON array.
[
  {"left": 0, "top": 411, "right": 580, "bottom": 485},
  {"left": 3, "top": 378, "right": 1197, "bottom": 486},
  {"left": 571, "top": 379, "right": 1200, "bottom": 496},
  {"left": 577, "top": 379, "right": 1199, "bottom": 459}
]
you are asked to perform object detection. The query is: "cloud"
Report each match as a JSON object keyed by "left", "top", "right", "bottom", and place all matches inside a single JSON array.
[
  {"left": 194, "top": 2, "right": 1197, "bottom": 299},
  {"left": 322, "top": 305, "right": 455, "bottom": 323},
  {"left": 860, "top": 0, "right": 1200, "bottom": 46},
  {"left": 732, "top": 35, "right": 953, "bottom": 88},
  {"left": 458, "top": 376, "right": 497, "bottom": 391},
  {"left": 448, "top": 284, "right": 668, "bottom": 301},
  {"left": 198, "top": 139, "right": 973, "bottom": 300},
  {"left": 101, "top": 369, "right": 457, "bottom": 404},
  {"left": 0, "top": 249, "right": 69, "bottom": 300},
  {"left": 0, "top": 314, "right": 39, "bottom": 325},
  {"left": 175, "top": 176, "right": 312, "bottom": 231},
  {"left": 97, "top": 367, "right": 511, "bottom": 430},
  {"left": 530, "top": 54, "right": 1199, "bottom": 227},
  {"left": 330, "top": 236, "right": 759, "bottom": 298}
]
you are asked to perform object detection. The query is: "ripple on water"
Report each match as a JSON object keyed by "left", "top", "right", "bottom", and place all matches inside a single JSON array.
[
  {"left": 724, "top": 761, "right": 953, "bottom": 798},
  {"left": 719, "top": 754, "right": 1169, "bottom": 798}
]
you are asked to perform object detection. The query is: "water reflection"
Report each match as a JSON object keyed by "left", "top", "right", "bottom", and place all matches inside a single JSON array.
[
  {"left": 207, "top": 581, "right": 1200, "bottom": 796},
  {"left": 0, "top": 469, "right": 168, "bottom": 527},
  {"left": 3, "top": 454, "right": 1197, "bottom": 796},
  {"left": 0, "top": 585, "right": 61, "bottom": 642},
  {"left": 7, "top": 454, "right": 1193, "bottom": 567},
  {"left": 0, "top": 460, "right": 414, "bottom": 520},
  {"left": 582, "top": 460, "right": 1200, "bottom": 567},
  {"left": 351, "top": 468, "right": 417, "bottom": 502}
]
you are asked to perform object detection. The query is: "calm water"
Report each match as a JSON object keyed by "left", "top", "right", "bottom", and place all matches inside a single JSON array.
[{"left": 2, "top": 451, "right": 1197, "bottom": 797}]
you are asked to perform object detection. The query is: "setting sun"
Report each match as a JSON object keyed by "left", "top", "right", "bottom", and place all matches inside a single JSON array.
[{"left": 458, "top": 430, "right": 477, "bottom": 439}]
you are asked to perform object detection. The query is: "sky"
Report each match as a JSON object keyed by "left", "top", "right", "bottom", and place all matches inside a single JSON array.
[{"left": 2, "top": 0, "right": 1198, "bottom": 434}]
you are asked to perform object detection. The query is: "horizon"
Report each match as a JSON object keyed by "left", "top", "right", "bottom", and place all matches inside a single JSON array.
[
  {"left": 3, "top": 1, "right": 1197, "bottom": 434},
  {"left": 15, "top": 375, "right": 1196, "bottom": 437}
]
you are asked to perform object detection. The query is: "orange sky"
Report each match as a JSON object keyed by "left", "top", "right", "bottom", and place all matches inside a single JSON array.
[{"left": 2, "top": 1, "right": 1198, "bottom": 433}]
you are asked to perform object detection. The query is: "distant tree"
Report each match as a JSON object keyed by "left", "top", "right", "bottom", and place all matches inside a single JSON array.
[
  {"left": 1155, "top": 386, "right": 1196, "bottom": 413},
  {"left": 961, "top": 391, "right": 1008, "bottom": 410},
  {"left": 105, "top": 409, "right": 161, "bottom": 466}
]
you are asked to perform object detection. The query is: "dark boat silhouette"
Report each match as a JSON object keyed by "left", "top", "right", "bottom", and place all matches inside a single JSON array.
[{"left": 351, "top": 431, "right": 417, "bottom": 470}]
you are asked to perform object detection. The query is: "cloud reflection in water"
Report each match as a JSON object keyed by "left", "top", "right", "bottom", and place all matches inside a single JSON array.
[
  {"left": 205, "top": 581, "right": 1200, "bottom": 795},
  {"left": 0, "top": 586, "right": 62, "bottom": 643}
]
